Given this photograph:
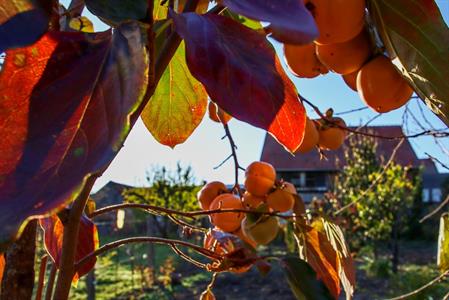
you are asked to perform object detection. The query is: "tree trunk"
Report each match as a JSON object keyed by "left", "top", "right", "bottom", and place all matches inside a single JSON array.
[
  {"left": 1, "top": 220, "right": 37, "bottom": 300},
  {"left": 86, "top": 269, "right": 96, "bottom": 300},
  {"left": 391, "top": 217, "right": 400, "bottom": 274}
]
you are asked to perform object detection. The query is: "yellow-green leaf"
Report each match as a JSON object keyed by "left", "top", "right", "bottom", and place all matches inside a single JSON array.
[
  {"left": 368, "top": 0, "right": 449, "bottom": 125},
  {"left": 141, "top": 42, "right": 207, "bottom": 148},
  {"left": 438, "top": 213, "right": 449, "bottom": 272}
]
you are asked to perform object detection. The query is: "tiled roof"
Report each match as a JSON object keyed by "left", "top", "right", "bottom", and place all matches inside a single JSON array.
[{"left": 260, "top": 126, "right": 426, "bottom": 171}]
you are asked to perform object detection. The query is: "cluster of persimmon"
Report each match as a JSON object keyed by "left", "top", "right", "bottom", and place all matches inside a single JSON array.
[
  {"left": 298, "top": 112, "right": 347, "bottom": 153},
  {"left": 197, "top": 161, "right": 297, "bottom": 272},
  {"left": 284, "top": 0, "right": 414, "bottom": 114}
]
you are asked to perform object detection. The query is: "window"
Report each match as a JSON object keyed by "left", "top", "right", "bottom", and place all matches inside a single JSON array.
[
  {"left": 305, "top": 172, "right": 326, "bottom": 188},
  {"left": 432, "top": 188, "right": 442, "bottom": 202},
  {"left": 422, "top": 189, "right": 430, "bottom": 202}
]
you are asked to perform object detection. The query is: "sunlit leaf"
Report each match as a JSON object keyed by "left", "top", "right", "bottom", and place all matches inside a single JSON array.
[
  {"left": 0, "top": 254, "right": 4, "bottom": 283},
  {"left": 221, "top": 0, "right": 318, "bottom": 44},
  {"left": 321, "top": 219, "right": 355, "bottom": 300},
  {"left": 142, "top": 42, "right": 207, "bottom": 148},
  {"left": 171, "top": 12, "right": 306, "bottom": 152},
  {"left": 368, "top": 0, "right": 449, "bottom": 125},
  {"left": 0, "top": 0, "right": 50, "bottom": 51},
  {"left": 69, "top": 16, "right": 95, "bottom": 33},
  {"left": 438, "top": 213, "right": 449, "bottom": 272},
  {"left": 200, "top": 289, "right": 216, "bottom": 300},
  {"left": 0, "top": 22, "right": 148, "bottom": 247},
  {"left": 296, "top": 226, "right": 341, "bottom": 299},
  {"left": 280, "top": 256, "right": 333, "bottom": 300},
  {"left": 40, "top": 214, "right": 99, "bottom": 281}
]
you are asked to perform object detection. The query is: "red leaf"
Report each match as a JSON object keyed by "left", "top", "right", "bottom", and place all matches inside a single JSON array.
[
  {"left": 303, "top": 227, "right": 341, "bottom": 299},
  {"left": 40, "top": 214, "right": 99, "bottom": 281},
  {"left": 0, "top": 254, "right": 4, "bottom": 283},
  {"left": 0, "top": 22, "right": 148, "bottom": 246},
  {"left": 221, "top": 0, "right": 318, "bottom": 44},
  {"left": 171, "top": 12, "right": 306, "bottom": 152},
  {"left": 0, "top": 0, "right": 50, "bottom": 51}
]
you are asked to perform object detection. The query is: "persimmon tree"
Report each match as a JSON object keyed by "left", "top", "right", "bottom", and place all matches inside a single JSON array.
[{"left": 1, "top": 0, "right": 449, "bottom": 299}]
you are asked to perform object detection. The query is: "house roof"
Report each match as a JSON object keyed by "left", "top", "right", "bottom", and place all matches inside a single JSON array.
[{"left": 260, "top": 125, "right": 428, "bottom": 172}]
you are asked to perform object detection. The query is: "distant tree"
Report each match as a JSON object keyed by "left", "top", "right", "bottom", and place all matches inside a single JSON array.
[
  {"left": 123, "top": 163, "right": 201, "bottom": 238},
  {"left": 333, "top": 134, "right": 419, "bottom": 273}
]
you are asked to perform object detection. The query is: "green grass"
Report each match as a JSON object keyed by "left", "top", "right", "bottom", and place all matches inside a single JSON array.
[{"left": 386, "top": 264, "right": 449, "bottom": 300}]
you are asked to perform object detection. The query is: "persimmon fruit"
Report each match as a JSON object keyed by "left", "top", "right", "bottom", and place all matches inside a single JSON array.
[
  {"left": 244, "top": 161, "right": 276, "bottom": 197},
  {"left": 297, "top": 117, "right": 319, "bottom": 153},
  {"left": 357, "top": 55, "right": 413, "bottom": 113},
  {"left": 235, "top": 227, "right": 258, "bottom": 249},
  {"left": 242, "top": 192, "right": 265, "bottom": 210},
  {"left": 283, "top": 43, "right": 328, "bottom": 78},
  {"left": 197, "top": 181, "right": 228, "bottom": 210},
  {"left": 266, "top": 185, "right": 296, "bottom": 213},
  {"left": 209, "top": 193, "right": 244, "bottom": 232},
  {"left": 242, "top": 216, "right": 279, "bottom": 246},
  {"left": 342, "top": 70, "right": 358, "bottom": 91},
  {"left": 305, "top": 0, "right": 366, "bottom": 45},
  {"left": 208, "top": 101, "right": 232, "bottom": 124},
  {"left": 318, "top": 118, "right": 346, "bottom": 150},
  {"left": 316, "top": 30, "right": 371, "bottom": 75}
]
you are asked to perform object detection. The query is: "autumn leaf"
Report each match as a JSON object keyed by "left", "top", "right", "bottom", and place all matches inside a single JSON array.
[
  {"left": 321, "top": 219, "right": 356, "bottom": 300},
  {"left": 142, "top": 42, "right": 207, "bottom": 148},
  {"left": 296, "top": 225, "right": 341, "bottom": 299},
  {"left": 221, "top": 0, "right": 318, "bottom": 44},
  {"left": 280, "top": 256, "right": 333, "bottom": 300},
  {"left": 0, "top": 22, "right": 148, "bottom": 247},
  {"left": 368, "top": 0, "right": 449, "bottom": 126},
  {"left": 0, "top": 254, "right": 4, "bottom": 283},
  {"left": 438, "top": 213, "right": 449, "bottom": 272},
  {"left": 171, "top": 11, "right": 306, "bottom": 152},
  {"left": 0, "top": 0, "right": 50, "bottom": 51},
  {"left": 40, "top": 214, "right": 99, "bottom": 281}
]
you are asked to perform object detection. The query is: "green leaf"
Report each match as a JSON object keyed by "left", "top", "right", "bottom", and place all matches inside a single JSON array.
[
  {"left": 141, "top": 42, "right": 207, "bottom": 148},
  {"left": 280, "top": 256, "right": 334, "bottom": 300},
  {"left": 85, "top": 0, "right": 169, "bottom": 26},
  {"left": 438, "top": 213, "right": 449, "bottom": 272},
  {"left": 223, "top": 10, "right": 263, "bottom": 30},
  {"left": 368, "top": 0, "right": 449, "bottom": 125}
]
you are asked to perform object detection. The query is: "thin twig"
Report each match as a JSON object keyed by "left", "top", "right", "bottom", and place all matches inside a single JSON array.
[
  {"left": 335, "top": 139, "right": 405, "bottom": 215},
  {"left": 170, "top": 244, "right": 207, "bottom": 269},
  {"left": 44, "top": 263, "right": 57, "bottom": 300},
  {"left": 425, "top": 152, "right": 449, "bottom": 172},
  {"left": 300, "top": 94, "right": 449, "bottom": 140},
  {"left": 420, "top": 194, "right": 449, "bottom": 223},
  {"left": 75, "top": 236, "right": 222, "bottom": 271},
  {"left": 385, "top": 270, "right": 449, "bottom": 300},
  {"left": 223, "top": 123, "right": 244, "bottom": 197},
  {"left": 90, "top": 202, "right": 300, "bottom": 220},
  {"left": 213, "top": 154, "right": 233, "bottom": 169},
  {"left": 35, "top": 255, "right": 48, "bottom": 300},
  {"left": 334, "top": 106, "right": 369, "bottom": 116}
]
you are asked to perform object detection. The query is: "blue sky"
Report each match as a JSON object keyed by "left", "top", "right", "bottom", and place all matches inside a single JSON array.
[{"left": 75, "top": 1, "right": 449, "bottom": 192}]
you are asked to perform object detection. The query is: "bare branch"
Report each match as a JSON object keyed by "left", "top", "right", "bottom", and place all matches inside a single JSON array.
[
  {"left": 223, "top": 123, "right": 244, "bottom": 197},
  {"left": 420, "top": 194, "right": 449, "bottom": 223},
  {"left": 299, "top": 94, "right": 449, "bottom": 140},
  {"left": 75, "top": 236, "right": 222, "bottom": 272},
  {"left": 335, "top": 139, "right": 405, "bottom": 215},
  {"left": 385, "top": 270, "right": 449, "bottom": 300}
]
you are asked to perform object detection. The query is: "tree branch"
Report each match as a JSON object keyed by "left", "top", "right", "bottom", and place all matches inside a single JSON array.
[
  {"left": 335, "top": 138, "right": 405, "bottom": 215},
  {"left": 75, "top": 236, "right": 222, "bottom": 272},
  {"left": 386, "top": 270, "right": 449, "bottom": 300},
  {"left": 300, "top": 94, "right": 449, "bottom": 140},
  {"left": 52, "top": 176, "right": 97, "bottom": 300},
  {"left": 223, "top": 123, "right": 244, "bottom": 197}
]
